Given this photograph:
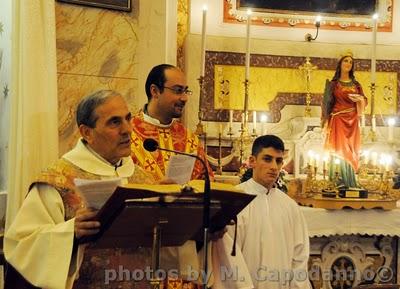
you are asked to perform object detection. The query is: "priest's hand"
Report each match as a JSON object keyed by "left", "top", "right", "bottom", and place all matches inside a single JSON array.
[{"left": 74, "top": 208, "right": 101, "bottom": 239}]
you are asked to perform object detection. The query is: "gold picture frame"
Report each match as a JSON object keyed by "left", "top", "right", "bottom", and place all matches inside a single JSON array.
[
  {"left": 57, "top": 0, "right": 131, "bottom": 12},
  {"left": 236, "top": 0, "right": 378, "bottom": 16},
  {"left": 225, "top": 0, "right": 393, "bottom": 32}
]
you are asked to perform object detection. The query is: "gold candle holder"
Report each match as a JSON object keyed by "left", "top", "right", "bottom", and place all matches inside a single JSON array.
[
  {"left": 368, "top": 83, "right": 377, "bottom": 142},
  {"left": 334, "top": 171, "right": 340, "bottom": 185},
  {"left": 195, "top": 76, "right": 205, "bottom": 136},
  {"left": 299, "top": 57, "right": 317, "bottom": 117},
  {"left": 251, "top": 128, "right": 257, "bottom": 138},
  {"left": 227, "top": 126, "right": 234, "bottom": 139},
  {"left": 216, "top": 132, "right": 223, "bottom": 175}
]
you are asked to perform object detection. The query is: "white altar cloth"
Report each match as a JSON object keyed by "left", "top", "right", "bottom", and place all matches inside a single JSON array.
[{"left": 301, "top": 206, "right": 400, "bottom": 237}]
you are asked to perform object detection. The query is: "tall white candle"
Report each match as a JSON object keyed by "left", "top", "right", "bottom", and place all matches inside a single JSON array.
[
  {"left": 371, "top": 14, "right": 378, "bottom": 84},
  {"left": 388, "top": 127, "right": 394, "bottom": 142},
  {"left": 363, "top": 150, "right": 370, "bottom": 164},
  {"left": 371, "top": 152, "right": 378, "bottom": 166},
  {"left": 388, "top": 118, "right": 395, "bottom": 142},
  {"left": 386, "top": 155, "right": 392, "bottom": 171},
  {"left": 307, "top": 150, "right": 314, "bottom": 166},
  {"left": 314, "top": 154, "right": 320, "bottom": 171},
  {"left": 372, "top": 117, "right": 376, "bottom": 132},
  {"left": 260, "top": 114, "right": 267, "bottom": 135},
  {"left": 253, "top": 111, "right": 257, "bottom": 131},
  {"left": 334, "top": 158, "right": 340, "bottom": 174},
  {"left": 361, "top": 115, "right": 365, "bottom": 128},
  {"left": 245, "top": 10, "right": 252, "bottom": 80},
  {"left": 200, "top": 5, "right": 207, "bottom": 77},
  {"left": 229, "top": 109, "right": 233, "bottom": 128},
  {"left": 322, "top": 154, "right": 329, "bottom": 172}
]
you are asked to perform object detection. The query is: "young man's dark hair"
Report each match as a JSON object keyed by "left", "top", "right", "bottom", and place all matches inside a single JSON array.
[
  {"left": 145, "top": 64, "right": 176, "bottom": 101},
  {"left": 251, "top": 134, "right": 285, "bottom": 156}
]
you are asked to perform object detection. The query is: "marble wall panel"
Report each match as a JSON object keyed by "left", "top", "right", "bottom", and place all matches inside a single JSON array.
[
  {"left": 57, "top": 73, "right": 138, "bottom": 155},
  {"left": 177, "top": 0, "right": 189, "bottom": 70},
  {"left": 56, "top": 2, "right": 140, "bottom": 155},
  {"left": 56, "top": 3, "right": 138, "bottom": 78}
]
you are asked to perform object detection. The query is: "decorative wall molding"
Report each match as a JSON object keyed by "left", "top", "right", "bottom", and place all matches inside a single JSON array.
[
  {"left": 224, "top": 0, "right": 393, "bottom": 32},
  {"left": 309, "top": 235, "right": 397, "bottom": 289},
  {"left": 202, "top": 51, "right": 400, "bottom": 126}
]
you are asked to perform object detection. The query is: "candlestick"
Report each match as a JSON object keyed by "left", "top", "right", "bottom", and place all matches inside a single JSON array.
[
  {"left": 245, "top": 9, "right": 252, "bottom": 80},
  {"left": 322, "top": 154, "right": 328, "bottom": 179},
  {"left": 219, "top": 123, "right": 223, "bottom": 135},
  {"left": 361, "top": 115, "right": 365, "bottom": 128},
  {"left": 371, "top": 152, "right": 378, "bottom": 166},
  {"left": 368, "top": 83, "right": 377, "bottom": 141},
  {"left": 334, "top": 158, "right": 340, "bottom": 174},
  {"left": 200, "top": 5, "right": 207, "bottom": 77},
  {"left": 307, "top": 150, "right": 314, "bottom": 167},
  {"left": 217, "top": 129, "right": 222, "bottom": 175},
  {"left": 363, "top": 150, "right": 370, "bottom": 165},
  {"left": 372, "top": 116, "right": 376, "bottom": 132},
  {"left": 371, "top": 14, "right": 378, "bottom": 84},
  {"left": 314, "top": 154, "right": 320, "bottom": 170},
  {"left": 385, "top": 155, "right": 392, "bottom": 171},
  {"left": 252, "top": 111, "right": 257, "bottom": 131},
  {"left": 379, "top": 156, "right": 385, "bottom": 174},
  {"left": 229, "top": 109, "right": 233, "bottom": 128},
  {"left": 322, "top": 156, "right": 327, "bottom": 170},
  {"left": 260, "top": 114, "right": 267, "bottom": 135}
]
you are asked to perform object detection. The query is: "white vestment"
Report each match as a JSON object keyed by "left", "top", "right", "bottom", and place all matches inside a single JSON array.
[
  {"left": 4, "top": 139, "right": 135, "bottom": 289},
  {"left": 229, "top": 179, "right": 312, "bottom": 289},
  {"left": 5, "top": 139, "right": 199, "bottom": 289}
]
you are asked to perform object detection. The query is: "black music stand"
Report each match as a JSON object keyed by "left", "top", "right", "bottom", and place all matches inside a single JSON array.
[{"left": 79, "top": 184, "right": 255, "bottom": 288}]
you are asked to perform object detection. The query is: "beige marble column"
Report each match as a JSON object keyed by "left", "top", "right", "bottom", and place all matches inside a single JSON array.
[{"left": 136, "top": 0, "right": 178, "bottom": 107}]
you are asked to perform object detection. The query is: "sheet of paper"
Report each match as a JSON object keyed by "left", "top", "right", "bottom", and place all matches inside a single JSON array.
[
  {"left": 166, "top": 154, "right": 196, "bottom": 185},
  {"left": 74, "top": 178, "right": 122, "bottom": 209}
]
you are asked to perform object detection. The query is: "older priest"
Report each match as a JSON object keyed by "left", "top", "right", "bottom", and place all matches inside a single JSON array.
[{"left": 4, "top": 90, "right": 156, "bottom": 289}]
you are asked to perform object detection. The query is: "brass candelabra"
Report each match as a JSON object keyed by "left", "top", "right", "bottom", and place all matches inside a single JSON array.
[
  {"left": 302, "top": 161, "right": 399, "bottom": 200},
  {"left": 299, "top": 57, "right": 318, "bottom": 117},
  {"left": 367, "top": 83, "right": 377, "bottom": 142},
  {"left": 195, "top": 76, "right": 205, "bottom": 136}
]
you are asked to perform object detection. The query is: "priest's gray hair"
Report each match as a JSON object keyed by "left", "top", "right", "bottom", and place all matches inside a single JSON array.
[{"left": 76, "top": 90, "right": 121, "bottom": 128}]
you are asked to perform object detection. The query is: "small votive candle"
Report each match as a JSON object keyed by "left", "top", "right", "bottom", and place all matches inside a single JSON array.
[{"left": 334, "top": 158, "right": 340, "bottom": 173}]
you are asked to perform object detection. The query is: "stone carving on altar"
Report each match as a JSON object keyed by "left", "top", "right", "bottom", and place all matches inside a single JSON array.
[{"left": 309, "top": 236, "right": 396, "bottom": 289}]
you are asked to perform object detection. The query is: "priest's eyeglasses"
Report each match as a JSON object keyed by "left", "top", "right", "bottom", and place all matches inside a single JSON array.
[{"left": 163, "top": 85, "right": 193, "bottom": 96}]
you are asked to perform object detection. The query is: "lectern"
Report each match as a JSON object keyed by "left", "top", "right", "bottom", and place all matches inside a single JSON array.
[{"left": 80, "top": 181, "right": 255, "bottom": 288}]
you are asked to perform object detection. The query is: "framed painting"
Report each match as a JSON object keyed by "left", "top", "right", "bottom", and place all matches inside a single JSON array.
[
  {"left": 57, "top": 0, "right": 131, "bottom": 12},
  {"left": 224, "top": 0, "right": 392, "bottom": 32},
  {"left": 236, "top": 0, "right": 378, "bottom": 16}
]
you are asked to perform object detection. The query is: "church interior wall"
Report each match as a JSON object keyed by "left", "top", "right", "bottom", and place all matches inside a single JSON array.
[
  {"left": 0, "top": 0, "right": 11, "bottom": 231},
  {"left": 184, "top": 0, "right": 400, "bottom": 175},
  {"left": 0, "top": 0, "right": 11, "bottom": 189},
  {"left": 34, "top": 0, "right": 400, "bottom": 172},
  {"left": 55, "top": 0, "right": 178, "bottom": 155},
  {"left": 0, "top": 0, "right": 399, "bottom": 287}
]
